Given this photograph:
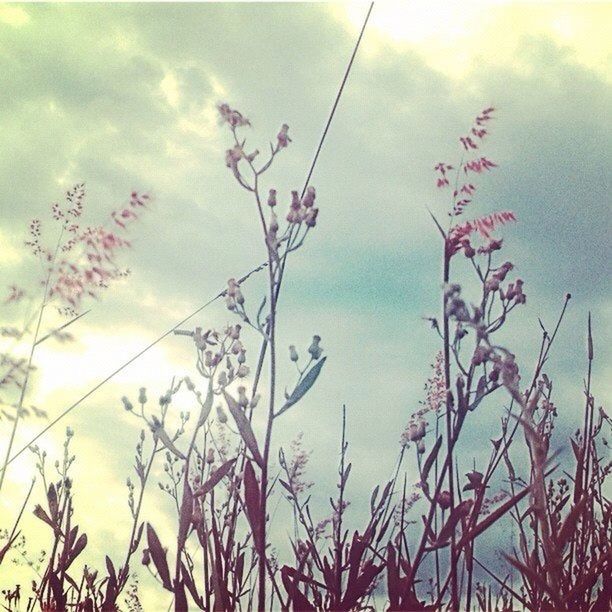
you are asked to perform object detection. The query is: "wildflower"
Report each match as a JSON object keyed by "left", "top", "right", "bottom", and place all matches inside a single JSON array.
[
  {"left": 267, "top": 189, "right": 277, "bottom": 207},
  {"left": 216, "top": 405, "right": 228, "bottom": 424},
  {"left": 308, "top": 335, "right": 322, "bottom": 360},
  {"left": 302, "top": 186, "right": 316, "bottom": 208},
  {"left": 121, "top": 396, "right": 134, "bottom": 412},
  {"left": 304, "top": 207, "right": 319, "bottom": 228},
  {"left": 277, "top": 123, "right": 291, "bottom": 149},
  {"left": 217, "top": 103, "right": 250, "bottom": 128},
  {"left": 436, "top": 490, "right": 452, "bottom": 510},
  {"left": 289, "top": 345, "right": 299, "bottom": 362},
  {"left": 237, "top": 386, "right": 249, "bottom": 408},
  {"left": 472, "top": 345, "right": 489, "bottom": 366}
]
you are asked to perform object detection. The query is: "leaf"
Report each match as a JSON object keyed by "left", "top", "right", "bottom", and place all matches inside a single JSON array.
[
  {"left": 436, "top": 500, "right": 472, "bottom": 545},
  {"left": 503, "top": 553, "right": 562, "bottom": 607},
  {"left": 421, "top": 435, "right": 442, "bottom": 485},
  {"left": 276, "top": 357, "right": 327, "bottom": 417},
  {"left": 197, "top": 380, "right": 214, "bottom": 426},
  {"left": 243, "top": 460, "right": 262, "bottom": 552},
  {"left": 281, "top": 566, "right": 316, "bottom": 611},
  {"left": 223, "top": 391, "right": 264, "bottom": 467},
  {"left": 33, "top": 504, "right": 56, "bottom": 531},
  {"left": 146, "top": 523, "right": 173, "bottom": 591},
  {"left": 48, "top": 572, "right": 65, "bottom": 609},
  {"left": 178, "top": 481, "right": 193, "bottom": 550},
  {"left": 153, "top": 425, "right": 186, "bottom": 460},
  {"left": 66, "top": 533, "right": 87, "bottom": 569},
  {"left": 193, "top": 458, "right": 236, "bottom": 497},
  {"left": 174, "top": 580, "right": 188, "bottom": 612},
  {"left": 131, "top": 522, "right": 144, "bottom": 554},
  {"left": 182, "top": 561, "right": 204, "bottom": 609},
  {"left": 557, "top": 495, "right": 588, "bottom": 551},
  {"left": 47, "top": 483, "right": 59, "bottom": 522}
]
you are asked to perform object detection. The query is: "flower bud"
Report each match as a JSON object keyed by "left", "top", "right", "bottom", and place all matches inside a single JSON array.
[
  {"left": 206, "top": 448, "right": 215, "bottom": 464},
  {"left": 138, "top": 387, "right": 147, "bottom": 404},
  {"left": 216, "top": 405, "right": 228, "bottom": 424},
  {"left": 121, "top": 396, "right": 133, "bottom": 412},
  {"left": 289, "top": 345, "right": 299, "bottom": 362},
  {"left": 237, "top": 386, "right": 249, "bottom": 408},
  {"left": 436, "top": 490, "right": 452, "bottom": 510},
  {"left": 308, "top": 335, "right": 322, "bottom": 360},
  {"left": 290, "top": 190, "right": 300, "bottom": 210},
  {"left": 304, "top": 208, "right": 318, "bottom": 228},
  {"left": 302, "top": 186, "right": 316, "bottom": 208},
  {"left": 237, "top": 364, "right": 249, "bottom": 378},
  {"left": 267, "top": 189, "right": 277, "bottom": 207}
]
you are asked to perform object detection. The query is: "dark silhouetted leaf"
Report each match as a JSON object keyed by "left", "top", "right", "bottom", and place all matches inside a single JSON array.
[
  {"left": 223, "top": 391, "right": 263, "bottom": 467},
  {"left": 194, "top": 458, "right": 236, "bottom": 497},
  {"left": 146, "top": 523, "right": 173, "bottom": 591}
]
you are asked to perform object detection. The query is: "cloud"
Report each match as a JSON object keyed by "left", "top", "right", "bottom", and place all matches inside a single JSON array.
[{"left": 0, "top": 1, "right": 609, "bottom": 598}]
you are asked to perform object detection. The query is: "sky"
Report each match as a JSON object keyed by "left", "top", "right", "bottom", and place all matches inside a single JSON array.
[{"left": 0, "top": 1, "right": 610, "bottom": 607}]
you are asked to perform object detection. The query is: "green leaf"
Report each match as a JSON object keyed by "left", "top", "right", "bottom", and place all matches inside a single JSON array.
[{"left": 276, "top": 356, "right": 327, "bottom": 417}]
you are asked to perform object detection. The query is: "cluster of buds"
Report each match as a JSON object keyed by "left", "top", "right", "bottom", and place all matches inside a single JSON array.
[
  {"left": 484, "top": 261, "right": 513, "bottom": 292},
  {"left": 447, "top": 211, "right": 516, "bottom": 259},
  {"left": 288, "top": 335, "right": 323, "bottom": 366},
  {"left": 471, "top": 346, "right": 520, "bottom": 387},
  {"left": 436, "top": 108, "right": 496, "bottom": 217},
  {"left": 501, "top": 279, "right": 526, "bottom": 304},
  {"left": 217, "top": 103, "right": 251, "bottom": 128},
  {"left": 286, "top": 187, "right": 318, "bottom": 227},
  {"left": 444, "top": 284, "right": 473, "bottom": 323},
  {"left": 224, "top": 278, "right": 245, "bottom": 312},
  {"left": 400, "top": 417, "right": 428, "bottom": 453},
  {"left": 192, "top": 324, "right": 249, "bottom": 386},
  {"left": 24, "top": 186, "right": 148, "bottom": 314}
]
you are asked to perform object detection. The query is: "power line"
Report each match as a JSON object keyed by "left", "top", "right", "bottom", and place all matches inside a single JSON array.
[{"left": 4, "top": 2, "right": 374, "bottom": 469}]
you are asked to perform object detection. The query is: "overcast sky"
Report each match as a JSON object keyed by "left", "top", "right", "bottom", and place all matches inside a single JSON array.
[{"left": 0, "top": 1, "right": 610, "bottom": 606}]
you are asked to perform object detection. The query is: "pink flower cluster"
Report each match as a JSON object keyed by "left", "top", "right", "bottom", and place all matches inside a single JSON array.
[
  {"left": 23, "top": 187, "right": 148, "bottom": 313},
  {"left": 285, "top": 187, "right": 318, "bottom": 227},
  {"left": 447, "top": 211, "right": 517, "bottom": 258},
  {"left": 434, "top": 107, "right": 497, "bottom": 218}
]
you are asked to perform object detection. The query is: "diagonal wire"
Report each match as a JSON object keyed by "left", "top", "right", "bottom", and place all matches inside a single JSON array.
[{"left": 4, "top": 2, "right": 374, "bottom": 469}]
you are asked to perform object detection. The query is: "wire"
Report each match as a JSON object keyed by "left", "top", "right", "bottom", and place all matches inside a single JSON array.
[{"left": 4, "top": 2, "right": 374, "bottom": 469}]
